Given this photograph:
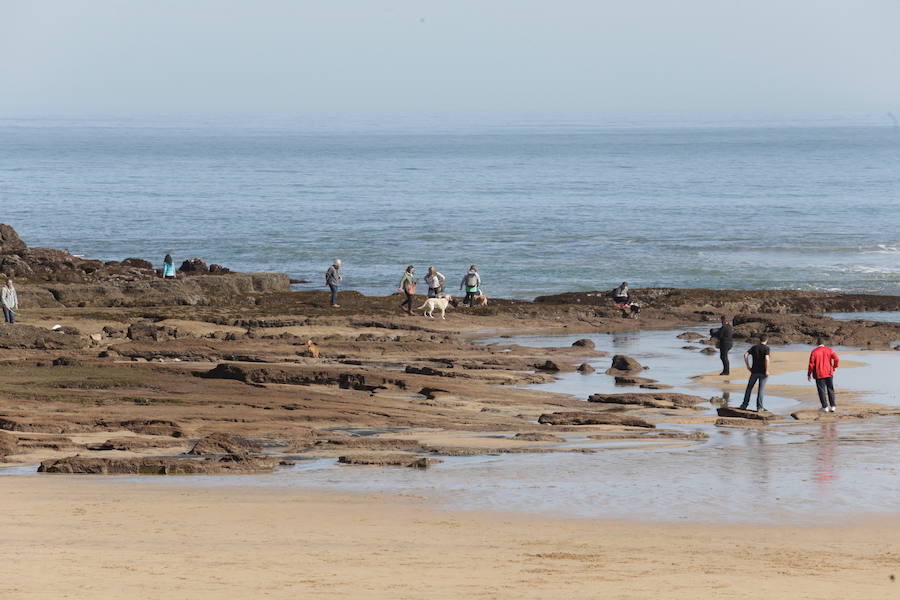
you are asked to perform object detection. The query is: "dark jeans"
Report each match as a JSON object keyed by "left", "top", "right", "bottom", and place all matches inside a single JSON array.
[
  {"left": 328, "top": 284, "right": 339, "bottom": 305},
  {"left": 741, "top": 373, "right": 768, "bottom": 410},
  {"left": 428, "top": 287, "right": 442, "bottom": 298},
  {"left": 815, "top": 377, "right": 836, "bottom": 408},
  {"left": 719, "top": 343, "right": 732, "bottom": 373},
  {"left": 2, "top": 307, "right": 14, "bottom": 324},
  {"left": 464, "top": 291, "right": 476, "bottom": 307},
  {"left": 400, "top": 290, "right": 413, "bottom": 313}
]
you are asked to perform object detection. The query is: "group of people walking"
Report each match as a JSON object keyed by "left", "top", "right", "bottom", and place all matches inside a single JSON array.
[
  {"left": 714, "top": 316, "right": 841, "bottom": 413},
  {"left": 325, "top": 260, "right": 483, "bottom": 315}
]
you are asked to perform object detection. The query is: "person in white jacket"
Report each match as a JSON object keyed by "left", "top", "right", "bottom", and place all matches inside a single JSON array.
[
  {"left": 424, "top": 266, "right": 446, "bottom": 298},
  {"left": 2, "top": 278, "right": 18, "bottom": 324}
]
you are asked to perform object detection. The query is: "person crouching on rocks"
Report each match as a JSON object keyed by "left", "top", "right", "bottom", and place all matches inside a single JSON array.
[
  {"left": 162, "top": 253, "right": 176, "bottom": 279},
  {"left": 459, "top": 265, "right": 481, "bottom": 307},
  {"left": 424, "top": 266, "right": 446, "bottom": 298},
  {"left": 2, "top": 278, "right": 18, "bottom": 324},
  {"left": 398, "top": 265, "right": 418, "bottom": 315}
]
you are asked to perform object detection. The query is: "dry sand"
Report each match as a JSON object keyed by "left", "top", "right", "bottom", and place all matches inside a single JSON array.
[{"left": 1, "top": 477, "right": 898, "bottom": 599}]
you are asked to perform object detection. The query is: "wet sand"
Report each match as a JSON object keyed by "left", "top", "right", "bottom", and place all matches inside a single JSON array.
[{"left": 2, "top": 476, "right": 899, "bottom": 600}]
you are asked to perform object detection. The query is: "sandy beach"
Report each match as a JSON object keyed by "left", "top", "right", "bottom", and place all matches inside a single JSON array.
[{"left": 1, "top": 477, "right": 898, "bottom": 599}]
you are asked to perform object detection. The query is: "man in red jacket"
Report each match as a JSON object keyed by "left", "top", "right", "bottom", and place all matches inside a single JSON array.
[{"left": 808, "top": 339, "right": 840, "bottom": 412}]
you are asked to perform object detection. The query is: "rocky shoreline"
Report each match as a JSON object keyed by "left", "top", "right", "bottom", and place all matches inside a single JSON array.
[{"left": 0, "top": 224, "right": 898, "bottom": 474}]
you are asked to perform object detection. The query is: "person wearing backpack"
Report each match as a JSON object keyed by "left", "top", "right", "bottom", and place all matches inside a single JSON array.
[
  {"left": 459, "top": 265, "right": 481, "bottom": 307},
  {"left": 398, "top": 265, "right": 418, "bottom": 315}
]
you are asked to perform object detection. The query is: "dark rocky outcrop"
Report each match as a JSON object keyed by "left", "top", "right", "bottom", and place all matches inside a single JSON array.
[
  {"left": 198, "top": 362, "right": 406, "bottom": 392},
  {"left": 52, "top": 356, "right": 83, "bottom": 367},
  {"left": 178, "top": 258, "right": 209, "bottom": 275},
  {"left": 613, "top": 375, "right": 657, "bottom": 386},
  {"left": 576, "top": 363, "right": 595, "bottom": 374},
  {"left": 572, "top": 339, "right": 596, "bottom": 349},
  {"left": 188, "top": 432, "right": 262, "bottom": 455},
  {"left": 119, "top": 419, "right": 184, "bottom": 437},
  {"left": 588, "top": 392, "right": 705, "bottom": 409},
  {"left": 337, "top": 453, "right": 441, "bottom": 468},
  {"left": 537, "top": 411, "right": 655, "bottom": 428},
  {"left": 0, "top": 325, "right": 87, "bottom": 350},
  {"left": 121, "top": 258, "right": 154, "bottom": 270},
  {"left": 38, "top": 455, "right": 277, "bottom": 474},
  {"left": 514, "top": 432, "right": 564, "bottom": 442},
  {"left": 605, "top": 354, "right": 646, "bottom": 375},
  {"left": 0, "top": 430, "right": 18, "bottom": 457},
  {"left": 0, "top": 224, "right": 27, "bottom": 255}
]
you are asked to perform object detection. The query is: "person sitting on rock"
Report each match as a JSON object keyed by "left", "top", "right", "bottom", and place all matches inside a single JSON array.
[
  {"left": 2, "top": 278, "right": 18, "bottom": 324},
  {"left": 162, "top": 253, "right": 176, "bottom": 279}
]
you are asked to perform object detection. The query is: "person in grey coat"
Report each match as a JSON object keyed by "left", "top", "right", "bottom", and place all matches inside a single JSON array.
[
  {"left": 325, "top": 259, "right": 343, "bottom": 307},
  {"left": 2, "top": 278, "right": 18, "bottom": 324}
]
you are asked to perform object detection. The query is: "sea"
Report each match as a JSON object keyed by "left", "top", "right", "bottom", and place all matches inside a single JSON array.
[{"left": 2, "top": 115, "right": 898, "bottom": 299}]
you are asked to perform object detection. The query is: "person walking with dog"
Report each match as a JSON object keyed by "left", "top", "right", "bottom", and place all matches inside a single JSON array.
[
  {"left": 2, "top": 278, "right": 18, "bottom": 324},
  {"left": 459, "top": 265, "right": 481, "bottom": 307},
  {"left": 808, "top": 339, "right": 840, "bottom": 412},
  {"left": 398, "top": 265, "right": 418, "bottom": 315},
  {"left": 740, "top": 334, "right": 770, "bottom": 412},
  {"left": 424, "top": 266, "right": 446, "bottom": 298},
  {"left": 712, "top": 315, "right": 734, "bottom": 375},
  {"left": 325, "top": 259, "right": 343, "bottom": 308}
]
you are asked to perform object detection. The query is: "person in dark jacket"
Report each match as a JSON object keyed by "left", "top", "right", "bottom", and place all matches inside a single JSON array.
[
  {"left": 325, "top": 259, "right": 342, "bottom": 308},
  {"left": 712, "top": 315, "right": 734, "bottom": 375},
  {"left": 398, "top": 265, "right": 418, "bottom": 315},
  {"left": 740, "top": 335, "right": 770, "bottom": 411}
]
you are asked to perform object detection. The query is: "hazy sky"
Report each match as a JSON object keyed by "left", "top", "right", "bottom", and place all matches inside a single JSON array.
[{"left": 1, "top": 0, "right": 898, "bottom": 117}]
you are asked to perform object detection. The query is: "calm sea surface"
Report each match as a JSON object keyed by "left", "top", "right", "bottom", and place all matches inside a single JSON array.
[{"left": 2, "top": 118, "right": 898, "bottom": 298}]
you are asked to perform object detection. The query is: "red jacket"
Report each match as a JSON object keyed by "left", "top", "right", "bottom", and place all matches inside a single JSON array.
[{"left": 808, "top": 346, "right": 839, "bottom": 379}]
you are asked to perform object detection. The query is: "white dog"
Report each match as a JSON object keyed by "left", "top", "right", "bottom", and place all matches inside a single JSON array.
[{"left": 416, "top": 295, "right": 456, "bottom": 319}]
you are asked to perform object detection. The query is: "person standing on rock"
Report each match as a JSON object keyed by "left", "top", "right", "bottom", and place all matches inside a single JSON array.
[
  {"left": 459, "top": 265, "right": 481, "bottom": 307},
  {"left": 325, "top": 259, "right": 343, "bottom": 308},
  {"left": 398, "top": 265, "right": 418, "bottom": 315},
  {"left": 424, "top": 266, "right": 446, "bottom": 298},
  {"left": 1, "top": 278, "right": 18, "bottom": 324},
  {"left": 740, "top": 334, "right": 770, "bottom": 411},
  {"left": 808, "top": 339, "right": 840, "bottom": 412},
  {"left": 713, "top": 315, "right": 734, "bottom": 375},
  {"left": 162, "top": 253, "right": 176, "bottom": 279}
]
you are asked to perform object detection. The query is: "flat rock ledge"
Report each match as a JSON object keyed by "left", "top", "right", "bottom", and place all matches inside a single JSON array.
[
  {"left": 715, "top": 417, "right": 768, "bottom": 428},
  {"left": 588, "top": 392, "right": 706, "bottom": 409},
  {"left": 38, "top": 455, "right": 278, "bottom": 475},
  {"left": 538, "top": 411, "right": 655, "bottom": 428},
  {"left": 337, "top": 453, "right": 442, "bottom": 468},
  {"left": 716, "top": 407, "right": 775, "bottom": 421}
]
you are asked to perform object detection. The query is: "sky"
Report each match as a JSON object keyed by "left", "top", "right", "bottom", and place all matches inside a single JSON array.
[{"left": 1, "top": 0, "right": 899, "bottom": 118}]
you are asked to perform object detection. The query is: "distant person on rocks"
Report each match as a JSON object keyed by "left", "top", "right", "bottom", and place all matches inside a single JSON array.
[
  {"left": 740, "top": 335, "right": 770, "bottom": 411},
  {"left": 612, "top": 281, "right": 639, "bottom": 318},
  {"left": 712, "top": 315, "right": 734, "bottom": 375},
  {"left": 424, "top": 266, "right": 446, "bottom": 298},
  {"left": 325, "top": 259, "right": 343, "bottom": 308},
  {"left": 398, "top": 265, "right": 418, "bottom": 315},
  {"left": 162, "top": 253, "right": 176, "bottom": 279},
  {"left": 808, "top": 339, "right": 840, "bottom": 412},
  {"left": 2, "top": 278, "right": 18, "bottom": 324},
  {"left": 459, "top": 265, "right": 481, "bottom": 307}
]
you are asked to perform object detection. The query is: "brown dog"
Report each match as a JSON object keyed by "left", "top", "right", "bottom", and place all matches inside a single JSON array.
[
  {"left": 306, "top": 339, "right": 320, "bottom": 359},
  {"left": 473, "top": 293, "right": 488, "bottom": 307}
]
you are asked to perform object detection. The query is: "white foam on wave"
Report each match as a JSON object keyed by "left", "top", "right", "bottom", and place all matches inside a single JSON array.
[{"left": 864, "top": 243, "right": 900, "bottom": 254}]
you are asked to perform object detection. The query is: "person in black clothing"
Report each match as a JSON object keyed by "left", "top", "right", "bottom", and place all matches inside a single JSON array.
[
  {"left": 741, "top": 335, "right": 770, "bottom": 411},
  {"left": 712, "top": 315, "right": 734, "bottom": 375}
]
